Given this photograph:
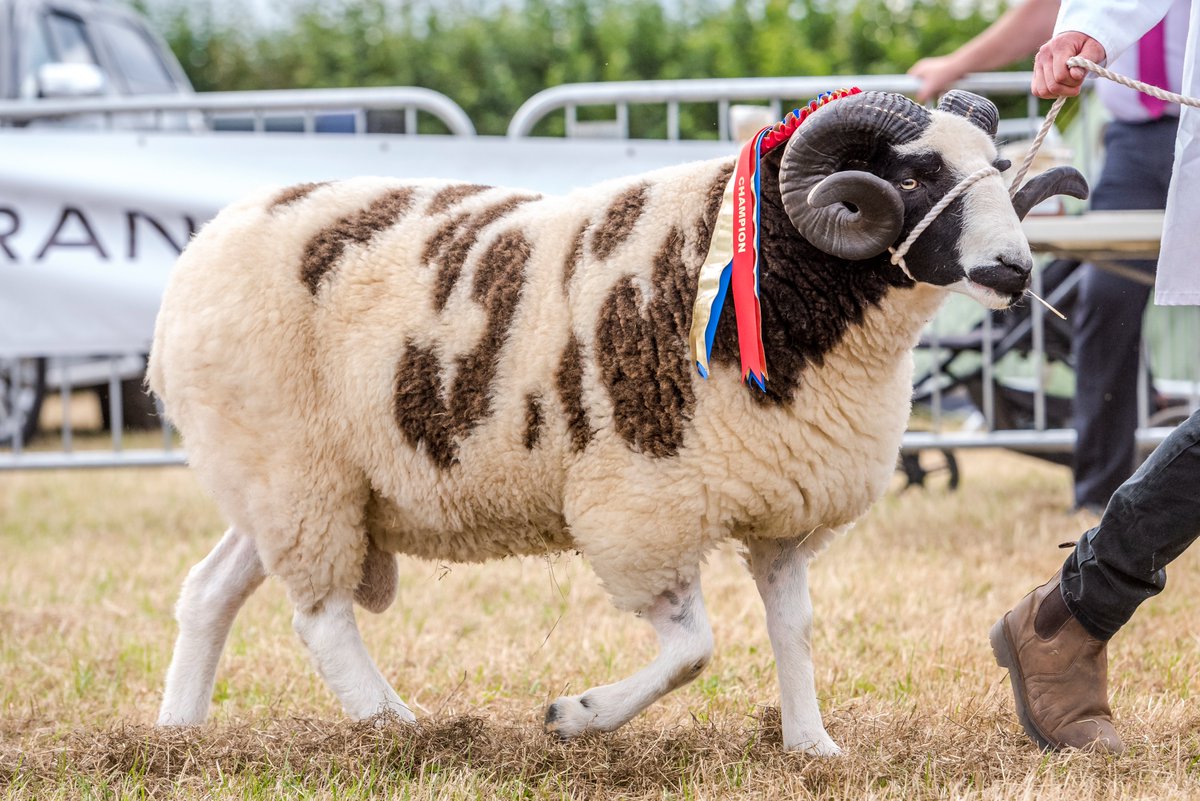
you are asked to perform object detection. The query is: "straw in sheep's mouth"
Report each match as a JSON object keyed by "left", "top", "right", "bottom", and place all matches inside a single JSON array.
[{"left": 1024, "top": 288, "right": 1067, "bottom": 319}]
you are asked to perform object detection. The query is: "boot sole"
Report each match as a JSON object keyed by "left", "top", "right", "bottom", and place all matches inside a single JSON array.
[{"left": 989, "top": 615, "right": 1056, "bottom": 751}]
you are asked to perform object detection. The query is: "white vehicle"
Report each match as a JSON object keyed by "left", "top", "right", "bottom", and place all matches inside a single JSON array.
[
  {"left": 4, "top": 0, "right": 193, "bottom": 103},
  {"left": 0, "top": 0, "right": 195, "bottom": 443}
]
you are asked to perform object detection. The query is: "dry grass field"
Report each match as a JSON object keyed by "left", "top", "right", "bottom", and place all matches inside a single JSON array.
[{"left": 3, "top": 446, "right": 1200, "bottom": 799}]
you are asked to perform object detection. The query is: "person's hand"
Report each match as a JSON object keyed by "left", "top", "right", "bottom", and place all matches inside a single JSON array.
[
  {"left": 908, "top": 55, "right": 966, "bottom": 103},
  {"left": 1032, "top": 31, "right": 1107, "bottom": 98}
]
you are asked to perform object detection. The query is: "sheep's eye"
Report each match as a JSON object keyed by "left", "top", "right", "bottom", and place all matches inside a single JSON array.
[{"left": 899, "top": 178, "right": 919, "bottom": 191}]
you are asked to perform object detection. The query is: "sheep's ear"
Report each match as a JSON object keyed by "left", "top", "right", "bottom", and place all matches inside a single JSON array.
[{"left": 936, "top": 90, "right": 999, "bottom": 137}]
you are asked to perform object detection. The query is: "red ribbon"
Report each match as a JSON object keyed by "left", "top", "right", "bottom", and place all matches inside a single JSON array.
[{"left": 730, "top": 131, "right": 769, "bottom": 390}]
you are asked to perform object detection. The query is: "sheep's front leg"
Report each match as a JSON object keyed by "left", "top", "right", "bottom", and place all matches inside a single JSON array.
[
  {"left": 748, "top": 537, "right": 840, "bottom": 756},
  {"left": 292, "top": 589, "right": 416, "bottom": 722},
  {"left": 544, "top": 577, "right": 713, "bottom": 739},
  {"left": 158, "top": 527, "right": 266, "bottom": 725}
]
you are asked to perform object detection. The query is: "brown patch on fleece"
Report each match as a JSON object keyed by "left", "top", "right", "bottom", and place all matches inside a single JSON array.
[
  {"left": 300, "top": 188, "right": 415, "bottom": 295},
  {"left": 393, "top": 341, "right": 457, "bottom": 469},
  {"left": 395, "top": 231, "right": 532, "bottom": 468},
  {"left": 523, "top": 394, "right": 544, "bottom": 450},
  {"left": 427, "top": 183, "right": 490, "bottom": 216},
  {"left": 353, "top": 532, "right": 398, "bottom": 614},
  {"left": 590, "top": 184, "right": 648, "bottom": 261},
  {"left": 707, "top": 148, "right": 904, "bottom": 405},
  {"left": 427, "top": 195, "right": 538, "bottom": 311},
  {"left": 446, "top": 230, "right": 531, "bottom": 435},
  {"left": 561, "top": 220, "right": 589, "bottom": 292},
  {"left": 594, "top": 227, "right": 696, "bottom": 457},
  {"left": 556, "top": 334, "right": 592, "bottom": 454},
  {"left": 268, "top": 181, "right": 327, "bottom": 211}
]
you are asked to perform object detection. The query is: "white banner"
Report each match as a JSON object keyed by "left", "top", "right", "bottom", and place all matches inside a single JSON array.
[{"left": 0, "top": 130, "right": 731, "bottom": 357}]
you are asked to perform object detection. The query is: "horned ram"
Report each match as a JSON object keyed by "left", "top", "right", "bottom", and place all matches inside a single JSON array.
[{"left": 148, "top": 90, "right": 1086, "bottom": 754}]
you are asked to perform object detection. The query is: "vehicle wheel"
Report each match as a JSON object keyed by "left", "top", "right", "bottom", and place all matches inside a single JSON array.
[
  {"left": 0, "top": 357, "right": 47, "bottom": 446},
  {"left": 98, "top": 374, "right": 159, "bottom": 432},
  {"left": 896, "top": 449, "right": 960, "bottom": 492},
  {"left": 1147, "top": 404, "right": 1194, "bottom": 429}
]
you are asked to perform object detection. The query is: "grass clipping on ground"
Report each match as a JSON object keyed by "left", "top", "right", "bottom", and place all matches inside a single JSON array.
[
  {"left": 3, "top": 451, "right": 1200, "bottom": 799},
  {"left": 7, "top": 708, "right": 1200, "bottom": 799}
]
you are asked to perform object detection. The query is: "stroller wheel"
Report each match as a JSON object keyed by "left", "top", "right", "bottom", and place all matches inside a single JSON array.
[{"left": 897, "top": 449, "right": 960, "bottom": 492}]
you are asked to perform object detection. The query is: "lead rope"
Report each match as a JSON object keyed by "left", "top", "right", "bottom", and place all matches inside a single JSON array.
[{"left": 1011, "top": 55, "right": 1200, "bottom": 195}]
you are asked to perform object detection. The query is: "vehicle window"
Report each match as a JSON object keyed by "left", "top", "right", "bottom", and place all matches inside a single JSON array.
[
  {"left": 19, "top": 17, "right": 56, "bottom": 97},
  {"left": 92, "top": 19, "right": 176, "bottom": 95},
  {"left": 27, "top": 18, "right": 55, "bottom": 71},
  {"left": 45, "top": 12, "right": 98, "bottom": 65}
]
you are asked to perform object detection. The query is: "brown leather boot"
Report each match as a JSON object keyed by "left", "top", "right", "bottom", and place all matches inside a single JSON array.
[{"left": 989, "top": 574, "right": 1125, "bottom": 753}]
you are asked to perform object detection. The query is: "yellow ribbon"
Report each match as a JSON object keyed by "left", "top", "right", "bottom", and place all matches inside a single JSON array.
[{"left": 688, "top": 171, "right": 737, "bottom": 377}]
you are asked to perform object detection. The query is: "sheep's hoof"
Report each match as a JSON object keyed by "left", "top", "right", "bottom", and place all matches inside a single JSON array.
[
  {"left": 785, "top": 732, "right": 843, "bottom": 757},
  {"left": 365, "top": 706, "right": 417, "bottom": 728},
  {"left": 543, "top": 694, "right": 600, "bottom": 740}
]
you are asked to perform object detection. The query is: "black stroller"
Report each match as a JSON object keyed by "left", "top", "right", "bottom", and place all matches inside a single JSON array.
[{"left": 899, "top": 258, "right": 1086, "bottom": 490}]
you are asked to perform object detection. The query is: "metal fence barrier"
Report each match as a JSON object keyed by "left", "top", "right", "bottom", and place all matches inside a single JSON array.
[
  {"left": 0, "top": 86, "right": 476, "bottom": 136},
  {"left": 0, "top": 355, "right": 184, "bottom": 470},
  {"left": 508, "top": 71, "right": 1199, "bottom": 462},
  {"left": 508, "top": 71, "right": 1062, "bottom": 142},
  {"left": 2, "top": 72, "right": 1194, "bottom": 472}
]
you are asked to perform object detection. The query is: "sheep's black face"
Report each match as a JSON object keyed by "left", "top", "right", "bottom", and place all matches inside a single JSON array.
[{"left": 887, "top": 112, "right": 1035, "bottom": 309}]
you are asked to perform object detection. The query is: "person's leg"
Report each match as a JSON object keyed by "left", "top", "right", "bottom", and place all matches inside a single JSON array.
[
  {"left": 1072, "top": 262, "right": 1153, "bottom": 509},
  {"left": 1063, "top": 408, "right": 1200, "bottom": 638},
  {"left": 992, "top": 408, "right": 1200, "bottom": 752},
  {"left": 1071, "top": 117, "right": 1176, "bottom": 510}
]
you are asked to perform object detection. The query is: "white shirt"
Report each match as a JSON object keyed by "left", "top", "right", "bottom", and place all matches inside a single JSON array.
[
  {"left": 1096, "top": 0, "right": 1188, "bottom": 122},
  {"left": 1058, "top": 0, "right": 1200, "bottom": 305}
]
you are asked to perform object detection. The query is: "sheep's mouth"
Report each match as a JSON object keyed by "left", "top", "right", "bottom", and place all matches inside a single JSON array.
[
  {"left": 948, "top": 277, "right": 1022, "bottom": 309},
  {"left": 960, "top": 261, "right": 1032, "bottom": 309}
]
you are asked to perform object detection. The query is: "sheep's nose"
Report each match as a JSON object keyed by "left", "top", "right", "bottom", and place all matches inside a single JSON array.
[
  {"left": 997, "top": 253, "right": 1033, "bottom": 278},
  {"left": 968, "top": 253, "right": 1033, "bottom": 295}
]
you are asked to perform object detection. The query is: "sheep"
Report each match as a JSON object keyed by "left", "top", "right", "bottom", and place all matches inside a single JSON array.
[{"left": 148, "top": 90, "right": 1087, "bottom": 754}]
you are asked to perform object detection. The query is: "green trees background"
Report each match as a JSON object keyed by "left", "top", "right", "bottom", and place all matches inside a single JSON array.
[{"left": 142, "top": 0, "right": 1012, "bottom": 136}]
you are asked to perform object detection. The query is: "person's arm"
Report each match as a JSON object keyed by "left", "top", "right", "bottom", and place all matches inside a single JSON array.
[
  {"left": 908, "top": 0, "right": 1060, "bottom": 102},
  {"left": 1033, "top": 0, "right": 1176, "bottom": 98}
]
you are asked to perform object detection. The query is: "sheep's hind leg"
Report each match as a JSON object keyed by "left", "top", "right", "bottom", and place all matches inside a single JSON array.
[
  {"left": 747, "top": 537, "right": 840, "bottom": 756},
  {"left": 292, "top": 588, "right": 415, "bottom": 722},
  {"left": 158, "top": 527, "right": 266, "bottom": 725},
  {"left": 544, "top": 577, "right": 713, "bottom": 739}
]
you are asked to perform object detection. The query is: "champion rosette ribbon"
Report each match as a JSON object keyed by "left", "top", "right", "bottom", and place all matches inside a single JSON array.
[{"left": 689, "top": 87, "right": 861, "bottom": 390}]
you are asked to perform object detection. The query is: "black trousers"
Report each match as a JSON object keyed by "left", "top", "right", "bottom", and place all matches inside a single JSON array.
[
  {"left": 1061, "top": 408, "right": 1200, "bottom": 640},
  {"left": 1072, "top": 117, "right": 1178, "bottom": 510}
]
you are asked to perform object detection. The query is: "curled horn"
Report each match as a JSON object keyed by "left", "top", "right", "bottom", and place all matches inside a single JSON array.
[
  {"left": 780, "top": 91, "right": 930, "bottom": 260},
  {"left": 936, "top": 90, "right": 1000, "bottom": 136},
  {"left": 1011, "top": 166, "right": 1090, "bottom": 219}
]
